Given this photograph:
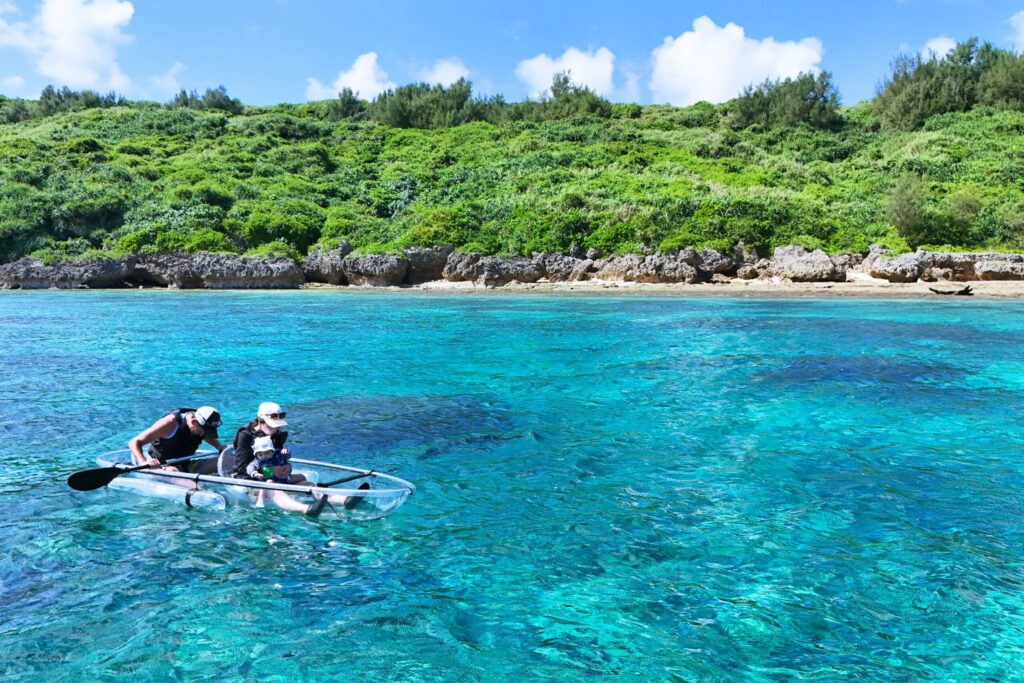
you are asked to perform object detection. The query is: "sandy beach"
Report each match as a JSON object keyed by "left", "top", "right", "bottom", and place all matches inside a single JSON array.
[{"left": 305, "top": 274, "right": 1024, "bottom": 299}]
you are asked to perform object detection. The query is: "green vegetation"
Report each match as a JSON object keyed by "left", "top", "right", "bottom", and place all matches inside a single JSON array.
[
  {"left": 1, "top": 40, "right": 1023, "bottom": 264},
  {"left": 874, "top": 39, "right": 1024, "bottom": 130},
  {"left": 724, "top": 71, "right": 841, "bottom": 130}
]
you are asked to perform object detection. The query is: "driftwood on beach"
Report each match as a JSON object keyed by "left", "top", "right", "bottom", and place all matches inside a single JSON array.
[
  {"left": 2, "top": 243, "right": 1024, "bottom": 291},
  {"left": 929, "top": 285, "right": 974, "bottom": 296}
]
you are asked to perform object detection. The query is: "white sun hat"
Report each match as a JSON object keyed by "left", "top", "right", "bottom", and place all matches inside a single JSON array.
[
  {"left": 257, "top": 401, "right": 288, "bottom": 429},
  {"left": 253, "top": 435, "right": 275, "bottom": 454}
]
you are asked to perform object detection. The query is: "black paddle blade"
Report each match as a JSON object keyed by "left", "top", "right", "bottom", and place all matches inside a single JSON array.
[{"left": 67, "top": 467, "right": 124, "bottom": 491}]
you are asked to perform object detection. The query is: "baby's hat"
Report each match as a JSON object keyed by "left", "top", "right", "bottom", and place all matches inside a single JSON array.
[{"left": 253, "top": 436, "right": 275, "bottom": 454}]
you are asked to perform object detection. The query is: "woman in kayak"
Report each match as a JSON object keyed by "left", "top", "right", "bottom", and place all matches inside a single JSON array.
[
  {"left": 232, "top": 401, "right": 329, "bottom": 516},
  {"left": 232, "top": 401, "right": 290, "bottom": 477},
  {"left": 233, "top": 401, "right": 369, "bottom": 515},
  {"left": 129, "top": 406, "right": 225, "bottom": 474}
]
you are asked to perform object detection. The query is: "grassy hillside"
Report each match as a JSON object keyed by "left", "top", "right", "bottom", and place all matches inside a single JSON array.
[{"left": 2, "top": 99, "right": 1023, "bottom": 264}]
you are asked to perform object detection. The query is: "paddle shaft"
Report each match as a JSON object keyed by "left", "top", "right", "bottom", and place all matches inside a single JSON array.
[
  {"left": 319, "top": 470, "right": 375, "bottom": 488},
  {"left": 127, "top": 452, "right": 210, "bottom": 471}
]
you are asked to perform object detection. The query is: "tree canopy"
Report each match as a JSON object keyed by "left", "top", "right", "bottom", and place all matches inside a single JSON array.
[
  {"left": 725, "top": 72, "right": 841, "bottom": 130},
  {"left": 874, "top": 39, "right": 1024, "bottom": 130}
]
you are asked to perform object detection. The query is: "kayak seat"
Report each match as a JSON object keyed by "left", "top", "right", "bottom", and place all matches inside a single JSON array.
[{"left": 217, "top": 447, "right": 237, "bottom": 478}]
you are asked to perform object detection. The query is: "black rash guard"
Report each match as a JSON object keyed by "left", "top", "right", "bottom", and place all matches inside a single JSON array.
[{"left": 232, "top": 423, "right": 288, "bottom": 477}]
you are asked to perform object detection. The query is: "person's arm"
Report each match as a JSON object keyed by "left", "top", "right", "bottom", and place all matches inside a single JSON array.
[
  {"left": 246, "top": 455, "right": 264, "bottom": 479},
  {"left": 233, "top": 430, "right": 255, "bottom": 475},
  {"left": 128, "top": 415, "right": 176, "bottom": 466},
  {"left": 203, "top": 434, "right": 226, "bottom": 452}
]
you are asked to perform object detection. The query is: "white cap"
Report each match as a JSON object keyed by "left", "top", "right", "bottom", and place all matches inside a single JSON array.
[
  {"left": 257, "top": 401, "right": 287, "bottom": 429},
  {"left": 194, "top": 406, "right": 221, "bottom": 433},
  {"left": 253, "top": 436, "right": 275, "bottom": 454}
]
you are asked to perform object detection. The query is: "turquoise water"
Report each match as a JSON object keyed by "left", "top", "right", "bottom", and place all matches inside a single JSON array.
[{"left": 2, "top": 291, "right": 1024, "bottom": 680}]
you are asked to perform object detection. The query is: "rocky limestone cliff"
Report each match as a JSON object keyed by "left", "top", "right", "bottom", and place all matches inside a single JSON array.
[
  {"left": 0, "top": 253, "right": 302, "bottom": 289},
  {"left": 8, "top": 245, "right": 1024, "bottom": 290}
]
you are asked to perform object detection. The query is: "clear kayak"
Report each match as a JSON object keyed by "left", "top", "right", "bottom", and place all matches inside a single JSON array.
[{"left": 95, "top": 449, "right": 415, "bottom": 521}]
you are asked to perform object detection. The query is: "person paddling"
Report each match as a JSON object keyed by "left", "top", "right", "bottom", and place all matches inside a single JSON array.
[{"left": 129, "top": 406, "right": 225, "bottom": 474}]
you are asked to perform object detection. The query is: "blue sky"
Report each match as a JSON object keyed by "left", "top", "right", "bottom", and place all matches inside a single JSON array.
[{"left": 1, "top": 0, "right": 1023, "bottom": 107}]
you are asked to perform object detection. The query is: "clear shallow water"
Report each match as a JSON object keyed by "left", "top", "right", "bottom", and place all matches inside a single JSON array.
[{"left": 2, "top": 291, "right": 1024, "bottom": 681}]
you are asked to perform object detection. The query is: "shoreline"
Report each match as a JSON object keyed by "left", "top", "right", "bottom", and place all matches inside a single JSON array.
[
  {"left": 301, "top": 276, "right": 1024, "bottom": 299},
  {"left": 5, "top": 277, "right": 1024, "bottom": 299},
  {"left": 5, "top": 246, "right": 1024, "bottom": 299}
]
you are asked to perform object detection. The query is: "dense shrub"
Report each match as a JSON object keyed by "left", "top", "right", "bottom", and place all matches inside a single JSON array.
[
  {"left": 371, "top": 79, "right": 476, "bottom": 129},
  {"left": 887, "top": 174, "right": 944, "bottom": 247},
  {"left": 726, "top": 72, "right": 841, "bottom": 130},
  {"left": 0, "top": 97, "right": 31, "bottom": 124},
  {"left": 682, "top": 194, "right": 794, "bottom": 249},
  {"left": 244, "top": 240, "right": 302, "bottom": 261},
  {"left": 118, "top": 226, "right": 234, "bottom": 254},
  {"left": 0, "top": 183, "right": 51, "bottom": 261},
  {"left": 37, "top": 85, "right": 125, "bottom": 116},
  {"left": 319, "top": 202, "right": 391, "bottom": 246},
  {"left": 231, "top": 198, "right": 324, "bottom": 252},
  {"left": 395, "top": 203, "right": 481, "bottom": 247},
  {"left": 170, "top": 86, "right": 243, "bottom": 115}
]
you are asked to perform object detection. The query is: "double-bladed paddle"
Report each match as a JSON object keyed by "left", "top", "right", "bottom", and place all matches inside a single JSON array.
[{"left": 67, "top": 453, "right": 212, "bottom": 492}]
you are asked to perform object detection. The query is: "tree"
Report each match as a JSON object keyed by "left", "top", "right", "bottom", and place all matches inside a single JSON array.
[
  {"left": 169, "top": 86, "right": 242, "bottom": 114},
  {"left": 541, "top": 71, "right": 612, "bottom": 119},
  {"left": 369, "top": 78, "right": 477, "bottom": 128},
  {"left": 887, "top": 174, "right": 933, "bottom": 247},
  {"left": 199, "top": 85, "right": 243, "bottom": 114},
  {"left": 978, "top": 51, "right": 1024, "bottom": 110},
  {"left": 328, "top": 87, "right": 366, "bottom": 120},
  {"left": 725, "top": 72, "right": 841, "bottom": 130},
  {"left": 36, "top": 85, "right": 124, "bottom": 116},
  {"left": 0, "top": 96, "right": 30, "bottom": 123},
  {"left": 873, "top": 39, "right": 1024, "bottom": 130}
]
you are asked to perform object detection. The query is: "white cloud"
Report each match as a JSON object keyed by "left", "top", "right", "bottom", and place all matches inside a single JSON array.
[
  {"left": 618, "top": 60, "right": 642, "bottom": 102},
  {"left": 923, "top": 35, "right": 956, "bottom": 58},
  {"left": 2, "top": 74, "right": 25, "bottom": 91},
  {"left": 649, "top": 16, "right": 823, "bottom": 106},
  {"left": 306, "top": 52, "right": 395, "bottom": 100},
  {"left": 0, "top": 0, "right": 134, "bottom": 90},
  {"left": 515, "top": 46, "right": 615, "bottom": 97},
  {"left": 150, "top": 61, "right": 184, "bottom": 94},
  {"left": 1011, "top": 11, "right": 1024, "bottom": 53},
  {"left": 417, "top": 57, "right": 469, "bottom": 86}
]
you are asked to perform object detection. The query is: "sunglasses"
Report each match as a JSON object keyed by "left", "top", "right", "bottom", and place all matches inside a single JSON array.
[{"left": 263, "top": 412, "right": 286, "bottom": 420}]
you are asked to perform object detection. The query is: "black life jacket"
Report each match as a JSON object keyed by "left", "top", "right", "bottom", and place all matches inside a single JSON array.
[{"left": 150, "top": 408, "right": 204, "bottom": 462}]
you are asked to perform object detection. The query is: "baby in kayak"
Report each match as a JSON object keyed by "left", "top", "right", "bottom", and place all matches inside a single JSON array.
[
  {"left": 247, "top": 436, "right": 302, "bottom": 484},
  {"left": 249, "top": 436, "right": 367, "bottom": 516},
  {"left": 248, "top": 436, "right": 327, "bottom": 516}
]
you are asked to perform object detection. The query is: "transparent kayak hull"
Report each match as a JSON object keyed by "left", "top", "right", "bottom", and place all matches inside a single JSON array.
[
  {"left": 95, "top": 450, "right": 415, "bottom": 521},
  {"left": 107, "top": 476, "right": 227, "bottom": 510}
]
